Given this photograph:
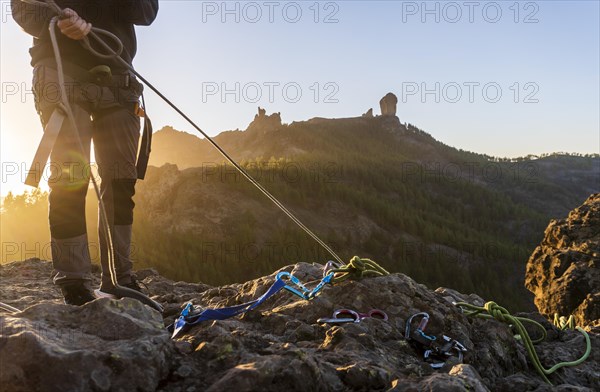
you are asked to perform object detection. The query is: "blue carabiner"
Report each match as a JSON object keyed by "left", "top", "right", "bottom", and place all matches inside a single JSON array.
[
  {"left": 180, "top": 302, "right": 193, "bottom": 318},
  {"left": 306, "top": 272, "right": 334, "bottom": 299},
  {"left": 276, "top": 271, "right": 311, "bottom": 300}
]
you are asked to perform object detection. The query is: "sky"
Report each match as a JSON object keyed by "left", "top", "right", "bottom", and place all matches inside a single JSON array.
[{"left": 1, "top": 0, "right": 599, "bottom": 196}]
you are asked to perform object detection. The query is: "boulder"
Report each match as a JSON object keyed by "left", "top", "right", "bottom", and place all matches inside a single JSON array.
[
  {"left": 0, "top": 298, "right": 174, "bottom": 392},
  {"left": 525, "top": 193, "right": 600, "bottom": 329},
  {"left": 379, "top": 93, "right": 398, "bottom": 116}
]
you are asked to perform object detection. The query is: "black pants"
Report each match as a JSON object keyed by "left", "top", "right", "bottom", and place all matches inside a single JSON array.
[{"left": 33, "top": 63, "right": 141, "bottom": 286}]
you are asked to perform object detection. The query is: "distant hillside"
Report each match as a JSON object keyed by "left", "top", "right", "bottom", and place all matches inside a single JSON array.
[
  {"left": 133, "top": 107, "right": 599, "bottom": 310},
  {"left": 2, "top": 105, "right": 597, "bottom": 311},
  {"left": 149, "top": 110, "right": 599, "bottom": 218}
]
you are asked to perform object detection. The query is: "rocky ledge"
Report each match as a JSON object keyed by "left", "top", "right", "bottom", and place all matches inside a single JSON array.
[
  {"left": 1, "top": 258, "right": 597, "bottom": 392},
  {"left": 525, "top": 193, "right": 600, "bottom": 329}
]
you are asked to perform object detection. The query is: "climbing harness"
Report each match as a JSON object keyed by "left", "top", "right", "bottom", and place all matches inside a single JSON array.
[
  {"left": 25, "top": 103, "right": 67, "bottom": 187},
  {"left": 169, "top": 276, "right": 288, "bottom": 338},
  {"left": 455, "top": 301, "right": 591, "bottom": 385},
  {"left": 404, "top": 312, "right": 467, "bottom": 369},
  {"left": 329, "top": 256, "right": 390, "bottom": 284},
  {"left": 317, "top": 308, "right": 388, "bottom": 324}
]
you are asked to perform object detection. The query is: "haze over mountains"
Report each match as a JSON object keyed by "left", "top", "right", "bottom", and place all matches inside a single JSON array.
[{"left": 129, "top": 103, "right": 599, "bottom": 310}]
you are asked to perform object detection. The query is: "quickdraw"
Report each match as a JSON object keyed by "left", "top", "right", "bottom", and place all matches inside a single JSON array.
[
  {"left": 276, "top": 271, "right": 333, "bottom": 300},
  {"left": 169, "top": 276, "right": 287, "bottom": 338},
  {"left": 405, "top": 312, "right": 467, "bottom": 369},
  {"left": 170, "top": 270, "right": 333, "bottom": 338}
]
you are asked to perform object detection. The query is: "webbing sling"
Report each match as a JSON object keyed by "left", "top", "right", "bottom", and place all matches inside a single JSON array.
[
  {"left": 170, "top": 277, "right": 287, "bottom": 338},
  {"left": 25, "top": 105, "right": 67, "bottom": 187}
]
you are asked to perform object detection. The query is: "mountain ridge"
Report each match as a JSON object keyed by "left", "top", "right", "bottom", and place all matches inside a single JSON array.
[{"left": 128, "top": 105, "right": 599, "bottom": 310}]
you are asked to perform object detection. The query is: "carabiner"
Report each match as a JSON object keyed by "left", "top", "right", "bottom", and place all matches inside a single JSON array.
[
  {"left": 276, "top": 271, "right": 311, "bottom": 300},
  {"left": 405, "top": 312, "right": 433, "bottom": 339},
  {"left": 323, "top": 260, "right": 344, "bottom": 277},
  {"left": 276, "top": 271, "right": 333, "bottom": 300},
  {"left": 306, "top": 272, "right": 334, "bottom": 299}
]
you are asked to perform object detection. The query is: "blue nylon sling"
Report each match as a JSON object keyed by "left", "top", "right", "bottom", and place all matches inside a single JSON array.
[{"left": 171, "top": 277, "right": 287, "bottom": 338}]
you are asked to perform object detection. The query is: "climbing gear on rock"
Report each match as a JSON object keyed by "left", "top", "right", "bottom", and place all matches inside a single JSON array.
[
  {"left": 405, "top": 312, "right": 467, "bottom": 369},
  {"left": 329, "top": 256, "right": 390, "bottom": 284},
  {"left": 171, "top": 259, "right": 387, "bottom": 338},
  {"left": 455, "top": 301, "right": 591, "bottom": 385},
  {"left": 323, "top": 260, "right": 345, "bottom": 276},
  {"left": 24, "top": 102, "right": 67, "bottom": 188},
  {"left": 318, "top": 309, "right": 388, "bottom": 324},
  {"left": 169, "top": 276, "right": 288, "bottom": 338},
  {"left": 277, "top": 271, "right": 333, "bottom": 300}
]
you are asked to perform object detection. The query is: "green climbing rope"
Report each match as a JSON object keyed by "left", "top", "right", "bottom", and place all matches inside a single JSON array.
[
  {"left": 330, "top": 256, "right": 390, "bottom": 284},
  {"left": 455, "top": 301, "right": 591, "bottom": 385},
  {"left": 554, "top": 314, "right": 576, "bottom": 330}
]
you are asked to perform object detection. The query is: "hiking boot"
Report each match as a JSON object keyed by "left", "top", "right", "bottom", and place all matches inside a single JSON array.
[
  {"left": 60, "top": 282, "right": 96, "bottom": 306},
  {"left": 95, "top": 277, "right": 144, "bottom": 299}
]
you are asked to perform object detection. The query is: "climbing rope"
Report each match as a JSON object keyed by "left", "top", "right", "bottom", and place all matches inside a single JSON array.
[
  {"left": 554, "top": 314, "right": 576, "bottom": 330},
  {"left": 20, "top": 0, "right": 344, "bottom": 266},
  {"left": 329, "top": 256, "right": 390, "bottom": 284},
  {"left": 0, "top": 302, "right": 21, "bottom": 314},
  {"left": 455, "top": 301, "right": 591, "bottom": 385}
]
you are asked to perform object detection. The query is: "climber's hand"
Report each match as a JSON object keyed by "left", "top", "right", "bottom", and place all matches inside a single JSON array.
[{"left": 57, "top": 8, "right": 92, "bottom": 40}]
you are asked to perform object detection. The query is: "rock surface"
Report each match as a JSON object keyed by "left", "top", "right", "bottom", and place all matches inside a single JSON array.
[
  {"left": 525, "top": 193, "right": 600, "bottom": 329},
  {"left": 379, "top": 92, "right": 398, "bottom": 116},
  {"left": 247, "top": 107, "right": 283, "bottom": 134},
  {"left": 1, "top": 258, "right": 597, "bottom": 391}
]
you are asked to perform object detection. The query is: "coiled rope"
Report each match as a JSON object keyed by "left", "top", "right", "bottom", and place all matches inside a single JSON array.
[
  {"left": 455, "top": 301, "right": 591, "bottom": 385},
  {"left": 329, "top": 256, "right": 390, "bottom": 284}
]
